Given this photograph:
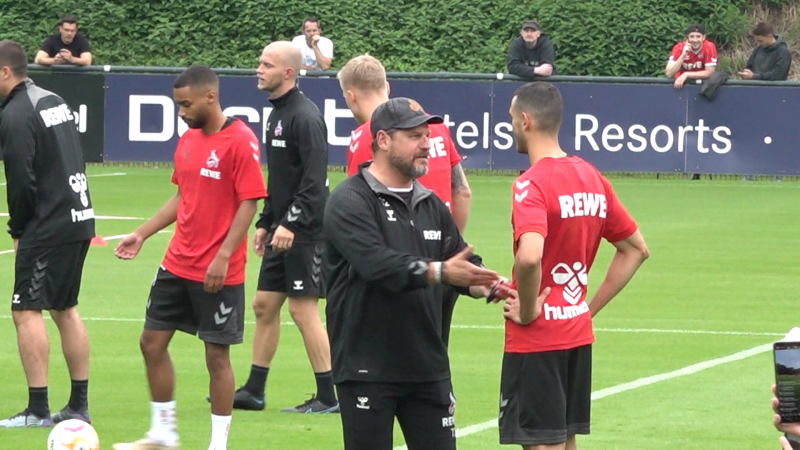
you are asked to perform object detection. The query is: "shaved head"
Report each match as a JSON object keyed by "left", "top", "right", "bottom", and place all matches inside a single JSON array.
[
  {"left": 257, "top": 41, "right": 302, "bottom": 96},
  {"left": 263, "top": 41, "right": 301, "bottom": 76}
]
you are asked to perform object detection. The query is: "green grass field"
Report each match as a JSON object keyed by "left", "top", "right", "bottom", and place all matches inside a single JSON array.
[{"left": 0, "top": 166, "right": 797, "bottom": 449}]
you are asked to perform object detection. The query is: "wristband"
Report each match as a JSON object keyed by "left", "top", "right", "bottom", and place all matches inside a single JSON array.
[{"left": 432, "top": 262, "right": 443, "bottom": 284}]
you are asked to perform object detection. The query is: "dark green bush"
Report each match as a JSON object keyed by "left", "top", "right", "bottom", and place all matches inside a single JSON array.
[{"left": 0, "top": 0, "right": 757, "bottom": 76}]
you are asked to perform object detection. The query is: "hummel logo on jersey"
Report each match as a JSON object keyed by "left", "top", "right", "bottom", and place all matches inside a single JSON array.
[
  {"left": 350, "top": 130, "right": 362, "bottom": 153},
  {"left": 386, "top": 209, "right": 396, "bottom": 221},
  {"left": 543, "top": 261, "right": 590, "bottom": 321},
  {"left": 206, "top": 150, "right": 220, "bottom": 168},
  {"left": 356, "top": 397, "right": 370, "bottom": 410},
  {"left": 293, "top": 280, "right": 304, "bottom": 290},
  {"left": 68, "top": 172, "right": 94, "bottom": 223},
  {"left": 514, "top": 179, "right": 531, "bottom": 203},
  {"left": 423, "top": 230, "right": 442, "bottom": 241},
  {"left": 409, "top": 261, "right": 428, "bottom": 275},
  {"left": 11, "top": 294, "right": 20, "bottom": 304},
  {"left": 559, "top": 193, "right": 607, "bottom": 219},
  {"left": 250, "top": 141, "right": 260, "bottom": 162},
  {"left": 287, "top": 205, "right": 301, "bottom": 222},
  {"left": 200, "top": 167, "right": 221, "bottom": 179},
  {"left": 274, "top": 120, "right": 283, "bottom": 136},
  {"left": 40, "top": 104, "right": 75, "bottom": 128}
]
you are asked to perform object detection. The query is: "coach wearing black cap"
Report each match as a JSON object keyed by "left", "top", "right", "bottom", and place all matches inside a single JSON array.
[
  {"left": 323, "top": 97, "right": 507, "bottom": 450},
  {"left": 507, "top": 19, "right": 557, "bottom": 79}
]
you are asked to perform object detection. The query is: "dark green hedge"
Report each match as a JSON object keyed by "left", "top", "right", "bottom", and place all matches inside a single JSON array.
[{"left": 0, "top": 0, "right": 764, "bottom": 76}]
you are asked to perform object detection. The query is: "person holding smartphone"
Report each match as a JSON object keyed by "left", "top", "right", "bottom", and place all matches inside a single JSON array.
[{"left": 34, "top": 15, "right": 92, "bottom": 66}]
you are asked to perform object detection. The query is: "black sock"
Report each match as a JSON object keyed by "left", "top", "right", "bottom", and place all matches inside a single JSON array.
[
  {"left": 244, "top": 365, "right": 269, "bottom": 397},
  {"left": 28, "top": 387, "right": 49, "bottom": 418},
  {"left": 67, "top": 379, "right": 88, "bottom": 411},
  {"left": 314, "top": 371, "right": 336, "bottom": 405}
]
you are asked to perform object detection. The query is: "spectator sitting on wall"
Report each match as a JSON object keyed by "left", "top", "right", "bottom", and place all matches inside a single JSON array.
[
  {"left": 291, "top": 16, "right": 333, "bottom": 71},
  {"left": 34, "top": 15, "right": 92, "bottom": 66},
  {"left": 738, "top": 22, "right": 791, "bottom": 81},
  {"left": 506, "top": 20, "right": 556, "bottom": 79},
  {"left": 665, "top": 23, "right": 716, "bottom": 90}
]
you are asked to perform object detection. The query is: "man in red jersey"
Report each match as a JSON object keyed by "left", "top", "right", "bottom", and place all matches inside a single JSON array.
[
  {"left": 665, "top": 23, "right": 717, "bottom": 90},
  {"left": 498, "top": 82, "right": 649, "bottom": 450},
  {"left": 338, "top": 53, "right": 473, "bottom": 347},
  {"left": 112, "top": 65, "right": 266, "bottom": 450}
]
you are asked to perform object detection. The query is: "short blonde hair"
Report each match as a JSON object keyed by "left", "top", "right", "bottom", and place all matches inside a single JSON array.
[{"left": 337, "top": 54, "right": 387, "bottom": 92}]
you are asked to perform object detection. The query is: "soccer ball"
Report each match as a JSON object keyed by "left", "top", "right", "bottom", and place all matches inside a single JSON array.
[{"left": 47, "top": 419, "right": 99, "bottom": 450}]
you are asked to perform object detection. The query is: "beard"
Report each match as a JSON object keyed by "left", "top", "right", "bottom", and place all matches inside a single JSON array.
[
  {"left": 389, "top": 151, "right": 428, "bottom": 179},
  {"left": 182, "top": 111, "right": 207, "bottom": 129}
]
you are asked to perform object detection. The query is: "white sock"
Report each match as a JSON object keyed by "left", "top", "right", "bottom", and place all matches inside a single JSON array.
[
  {"left": 148, "top": 401, "right": 179, "bottom": 445},
  {"left": 209, "top": 414, "right": 231, "bottom": 450}
]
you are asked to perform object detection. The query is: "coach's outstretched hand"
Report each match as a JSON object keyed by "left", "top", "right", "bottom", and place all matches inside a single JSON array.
[
  {"left": 114, "top": 232, "right": 144, "bottom": 260},
  {"left": 443, "top": 245, "right": 499, "bottom": 288}
]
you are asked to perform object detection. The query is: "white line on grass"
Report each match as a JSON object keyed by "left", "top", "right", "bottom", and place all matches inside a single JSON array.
[
  {"left": 449, "top": 324, "right": 783, "bottom": 337},
  {"left": 394, "top": 343, "right": 772, "bottom": 449},
  {"left": 0, "top": 312, "right": 780, "bottom": 338},
  {"left": 0, "top": 172, "right": 127, "bottom": 186}
]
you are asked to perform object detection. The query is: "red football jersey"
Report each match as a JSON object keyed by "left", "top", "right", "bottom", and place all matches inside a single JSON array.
[
  {"left": 163, "top": 118, "right": 267, "bottom": 285},
  {"left": 347, "top": 120, "right": 462, "bottom": 209},
  {"left": 506, "top": 156, "right": 637, "bottom": 353},
  {"left": 668, "top": 40, "right": 717, "bottom": 77}
]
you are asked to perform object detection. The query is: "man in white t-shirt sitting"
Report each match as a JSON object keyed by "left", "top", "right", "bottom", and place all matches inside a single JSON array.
[{"left": 291, "top": 17, "right": 333, "bottom": 71}]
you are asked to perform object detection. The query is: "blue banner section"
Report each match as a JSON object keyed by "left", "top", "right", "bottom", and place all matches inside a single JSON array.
[{"left": 103, "top": 74, "right": 800, "bottom": 175}]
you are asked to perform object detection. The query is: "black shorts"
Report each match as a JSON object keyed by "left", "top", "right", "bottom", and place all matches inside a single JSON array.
[
  {"left": 440, "top": 285, "right": 460, "bottom": 348},
  {"left": 498, "top": 345, "right": 592, "bottom": 445},
  {"left": 257, "top": 242, "right": 325, "bottom": 297},
  {"left": 336, "top": 380, "right": 456, "bottom": 450},
  {"left": 13, "top": 240, "right": 90, "bottom": 311},
  {"left": 144, "top": 267, "right": 245, "bottom": 345}
]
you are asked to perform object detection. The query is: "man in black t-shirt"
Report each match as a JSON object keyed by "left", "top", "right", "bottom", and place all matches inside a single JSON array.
[{"left": 34, "top": 15, "right": 92, "bottom": 66}]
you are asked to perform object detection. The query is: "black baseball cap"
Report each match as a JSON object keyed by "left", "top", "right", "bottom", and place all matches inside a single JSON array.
[
  {"left": 370, "top": 97, "right": 444, "bottom": 138},
  {"left": 521, "top": 20, "right": 540, "bottom": 31}
]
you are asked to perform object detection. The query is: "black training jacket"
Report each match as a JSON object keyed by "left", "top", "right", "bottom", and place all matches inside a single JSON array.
[
  {"left": 323, "top": 163, "right": 483, "bottom": 384},
  {"left": 256, "top": 86, "right": 328, "bottom": 243},
  {"left": 0, "top": 79, "right": 95, "bottom": 249}
]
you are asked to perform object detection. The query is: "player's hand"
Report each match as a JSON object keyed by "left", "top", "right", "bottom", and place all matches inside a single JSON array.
[
  {"left": 502, "top": 287, "right": 551, "bottom": 325},
  {"left": 773, "top": 385, "right": 800, "bottom": 438},
  {"left": 59, "top": 49, "right": 72, "bottom": 62},
  {"left": 114, "top": 232, "right": 145, "bottom": 260},
  {"left": 738, "top": 69, "right": 753, "bottom": 80},
  {"left": 442, "top": 245, "right": 499, "bottom": 288},
  {"left": 485, "top": 279, "right": 513, "bottom": 303},
  {"left": 253, "top": 227, "right": 268, "bottom": 257},
  {"left": 270, "top": 225, "right": 294, "bottom": 252},
  {"left": 13, "top": 238, "right": 18, "bottom": 255},
  {"left": 204, "top": 254, "right": 229, "bottom": 293},
  {"left": 311, "top": 35, "right": 321, "bottom": 46},
  {"left": 673, "top": 73, "right": 688, "bottom": 90},
  {"left": 682, "top": 42, "right": 691, "bottom": 56}
]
